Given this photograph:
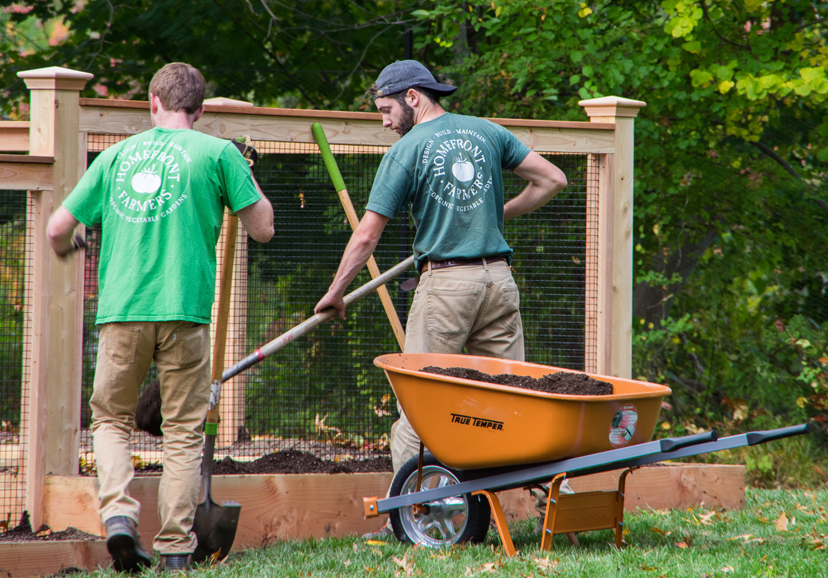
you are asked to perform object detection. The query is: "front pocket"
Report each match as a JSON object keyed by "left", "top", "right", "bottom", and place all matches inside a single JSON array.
[
  {"left": 426, "top": 289, "right": 480, "bottom": 338},
  {"left": 105, "top": 325, "right": 140, "bottom": 365}
]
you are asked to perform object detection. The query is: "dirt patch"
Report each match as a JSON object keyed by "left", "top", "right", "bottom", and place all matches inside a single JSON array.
[
  {"left": 213, "top": 450, "right": 391, "bottom": 475},
  {"left": 421, "top": 366, "right": 613, "bottom": 396},
  {"left": 132, "top": 449, "right": 392, "bottom": 476},
  {"left": 0, "top": 511, "right": 102, "bottom": 543}
]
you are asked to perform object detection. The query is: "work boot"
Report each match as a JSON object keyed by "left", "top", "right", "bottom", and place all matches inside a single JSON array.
[
  {"left": 161, "top": 554, "right": 191, "bottom": 571},
  {"left": 105, "top": 516, "right": 152, "bottom": 573}
]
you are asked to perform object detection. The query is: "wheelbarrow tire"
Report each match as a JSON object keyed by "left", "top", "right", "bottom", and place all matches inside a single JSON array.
[{"left": 389, "top": 452, "right": 490, "bottom": 547}]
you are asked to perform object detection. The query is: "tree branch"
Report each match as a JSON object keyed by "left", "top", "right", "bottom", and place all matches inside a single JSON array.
[
  {"left": 751, "top": 141, "right": 800, "bottom": 179},
  {"left": 795, "top": 18, "right": 828, "bottom": 34},
  {"left": 699, "top": 1, "right": 752, "bottom": 52}
]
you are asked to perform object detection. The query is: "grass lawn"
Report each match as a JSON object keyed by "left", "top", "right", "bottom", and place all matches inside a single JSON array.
[{"left": 87, "top": 489, "right": 826, "bottom": 577}]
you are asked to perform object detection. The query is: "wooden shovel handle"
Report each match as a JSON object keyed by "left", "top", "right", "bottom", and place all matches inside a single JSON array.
[{"left": 206, "top": 211, "right": 238, "bottom": 424}]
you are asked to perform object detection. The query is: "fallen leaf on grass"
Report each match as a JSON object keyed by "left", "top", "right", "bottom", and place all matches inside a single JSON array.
[
  {"left": 675, "top": 542, "right": 688, "bottom": 548},
  {"left": 698, "top": 511, "right": 716, "bottom": 525},
  {"left": 393, "top": 553, "right": 416, "bottom": 576},
  {"left": 650, "top": 526, "right": 671, "bottom": 536},
  {"left": 721, "top": 565, "right": 734, "bottom": 573},
  {"left": 365, "top": 540, "right": 387, "bottom": 546},
  {"left": 532, "top": 556, "right": 559, "bottom": 571},
  {"left": 775, "top": 513, "right": 788, "bottom": 532}
]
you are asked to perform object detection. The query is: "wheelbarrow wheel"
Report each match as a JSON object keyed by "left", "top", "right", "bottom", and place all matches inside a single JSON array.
[{"left": 389, "top": 452, "right": 490, "bottom": 547}]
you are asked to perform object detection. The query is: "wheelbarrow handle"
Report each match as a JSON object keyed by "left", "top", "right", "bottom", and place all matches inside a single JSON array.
[
  {"left": 747, "top": 423, "right": 810, "bottom": 446},
  {"left": 659, "top": 430, "right": 719, "bottom": 453}
]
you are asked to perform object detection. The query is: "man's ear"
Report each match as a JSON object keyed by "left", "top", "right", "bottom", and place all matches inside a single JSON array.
[
  {"left": 192, "top": 105, "right": 206, "bottom": 123},
  {"left": 149, "top": 93, "right": 159, "bottom": 115},
  {"left": 406, "top": 88, "right": 420, "bottom": 108}
]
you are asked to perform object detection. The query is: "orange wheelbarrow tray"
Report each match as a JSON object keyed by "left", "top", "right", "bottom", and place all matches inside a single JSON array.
[
  {"left": 375, "top": 352, "right": 672, "bottom": 470},
  {"left": 369, "top": 353, "right": 810, "bottom": 518}
]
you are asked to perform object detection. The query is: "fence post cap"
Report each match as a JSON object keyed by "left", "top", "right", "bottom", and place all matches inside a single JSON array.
[
  {"left": 18, "top": 66, "right": 94, "bottom": 91},
  {"left": 578, "top": 96, "right": 646, "bottom": 119}
]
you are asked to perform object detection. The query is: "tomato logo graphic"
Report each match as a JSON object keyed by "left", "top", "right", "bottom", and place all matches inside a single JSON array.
[
  {"left": 131, "top": 166, "right": 162, "bottom": 194},
  {"left": 451, "top": 156, "right": 475, "bottom": 182}
]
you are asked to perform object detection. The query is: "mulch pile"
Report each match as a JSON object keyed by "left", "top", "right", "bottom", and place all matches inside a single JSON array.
[
  {"left": 421, "top": 366, "right": 613, "bottom": 395},
  {"left": 0, "top": 511, "right": 101, "bottom": 543}
]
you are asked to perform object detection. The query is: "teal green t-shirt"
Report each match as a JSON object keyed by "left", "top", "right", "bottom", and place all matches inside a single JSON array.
[
  {"left": 63, "top": 127, "right": 261, "bottom": 324},
  {"left": 365, "top": 113, "right": 531, "bottom": 271}
]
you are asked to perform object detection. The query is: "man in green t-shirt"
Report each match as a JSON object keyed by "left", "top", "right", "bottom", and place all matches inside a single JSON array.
[
  {"left": 46, "top": 63, "right": 274, "bottom": 572},
  {"left": 314, "top": 60, "right": 568, "bottom": 531}
]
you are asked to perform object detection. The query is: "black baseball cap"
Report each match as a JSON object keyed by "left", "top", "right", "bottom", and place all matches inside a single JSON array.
[{"left": 373, "top": 60, "right": 457, "bottom": 100}]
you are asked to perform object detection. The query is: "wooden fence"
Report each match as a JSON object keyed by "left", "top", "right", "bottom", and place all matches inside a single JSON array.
[{"left": 0, "top": 66, "right": 644, "bottom": 531}]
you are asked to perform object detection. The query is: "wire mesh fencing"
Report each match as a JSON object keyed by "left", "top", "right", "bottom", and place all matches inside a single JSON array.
[
  {"left": 75, "top": 139, "right": 595, "bottom": 470},
  {"left": 0, "top": 190, "right": 33, "bottom": 529}
]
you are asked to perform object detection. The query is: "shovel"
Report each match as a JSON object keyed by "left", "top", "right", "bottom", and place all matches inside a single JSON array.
[{"left": 192, "top": 212, "right": 241, "bottom": 564}]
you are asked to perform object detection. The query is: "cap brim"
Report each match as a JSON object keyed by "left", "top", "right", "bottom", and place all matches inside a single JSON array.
[{"left": 417, "top": 82, "right": 458, "bottom": 94}]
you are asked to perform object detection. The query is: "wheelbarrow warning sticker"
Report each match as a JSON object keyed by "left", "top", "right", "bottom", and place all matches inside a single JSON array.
[
  {"left": 451, "top": 413, "right": 504, "bottom": 431},
  {"left": 609, "top": 404, "right": 638, "bottom": 447}
]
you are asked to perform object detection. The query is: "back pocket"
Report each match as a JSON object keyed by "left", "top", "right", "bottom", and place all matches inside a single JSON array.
[
  {"left": 427, "top": 288, "right": 480, "bottom": 339},
  {"left": 175, "top": 323, "right": 207, "bottom": 368},
  {"left": 105, "top": 325, "right": 140, "bottom": 365}
]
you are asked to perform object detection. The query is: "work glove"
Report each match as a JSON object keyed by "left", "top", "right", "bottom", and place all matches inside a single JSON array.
[{"left": 230, "top": 135, "right": 258, "bottom": 171}]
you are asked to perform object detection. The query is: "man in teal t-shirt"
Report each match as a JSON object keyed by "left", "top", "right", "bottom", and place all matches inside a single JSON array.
[
  {"left": 47, "top": 63, "right": 274, "bottom": 572},
  {"left": 314, "top": 60, "right": 568, "bottom": 532}
]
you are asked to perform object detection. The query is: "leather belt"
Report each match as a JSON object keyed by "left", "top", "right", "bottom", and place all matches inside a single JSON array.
[{"left": 419, "top": 256, "right": 507, "bottom": 275}]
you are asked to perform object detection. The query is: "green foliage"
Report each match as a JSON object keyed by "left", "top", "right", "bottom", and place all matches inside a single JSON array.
[
  {"left": 1, "top": 0, "right": 431, "bottom": 116},
  {"left": 411, "top": 1, "right": 828, "bottom": 453}
]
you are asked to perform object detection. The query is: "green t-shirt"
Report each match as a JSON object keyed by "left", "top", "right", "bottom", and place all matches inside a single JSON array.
[
  {"left": 365, "top": 113, "right": 530, "bottom": 271},
  {"left": 63, "top": 127, "right": 261, "bottom": 324}
]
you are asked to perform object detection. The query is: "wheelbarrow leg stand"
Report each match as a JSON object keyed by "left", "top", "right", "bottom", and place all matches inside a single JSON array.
[
  {"left": 537, "top": 468, "right": 638, "bottom": 550},
  {"left": 472, "top": 490, "right": 516, "bottom": 556}
]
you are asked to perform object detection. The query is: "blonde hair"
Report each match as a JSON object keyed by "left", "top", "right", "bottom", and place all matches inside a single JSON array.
[{"left": 149, "top": 63, "right": 205, "bottom": 115}]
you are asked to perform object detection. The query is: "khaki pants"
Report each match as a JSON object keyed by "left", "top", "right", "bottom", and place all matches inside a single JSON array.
[
  {"left": 90, "top": 321, "right": 210, "bottom": 555},
  {"left": 390, "top": 260, "right": 524, "bottom": 473}
]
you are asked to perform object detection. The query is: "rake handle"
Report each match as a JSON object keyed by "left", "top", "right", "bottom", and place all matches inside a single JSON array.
[{"left": 311, "top": 122, "right": 407, "bottom": 351}]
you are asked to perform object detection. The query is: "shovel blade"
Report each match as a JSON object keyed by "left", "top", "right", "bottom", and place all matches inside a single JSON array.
[{"left": 192, "top": 498, "right": 241, "bottom": 564}]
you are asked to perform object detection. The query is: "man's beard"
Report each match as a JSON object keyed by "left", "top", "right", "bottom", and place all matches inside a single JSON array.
[{"left": 398, "top": 101, "right": 416, "bottom": 136}]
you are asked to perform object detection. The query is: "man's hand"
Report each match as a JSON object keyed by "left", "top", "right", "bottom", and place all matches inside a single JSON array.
[{"left": 314, "top": 291, "right": 347, "bottom": 320}]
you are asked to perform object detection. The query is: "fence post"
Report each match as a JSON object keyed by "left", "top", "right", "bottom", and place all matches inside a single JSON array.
[
  {"left": 201, "top": 97, "right": 253, "bottom": 447},
  {"left": 578, "top": 97, "right": 646, "bottom": 379},
  {"left": 17, "top": 67, "right": 93, "bottom": 529}
]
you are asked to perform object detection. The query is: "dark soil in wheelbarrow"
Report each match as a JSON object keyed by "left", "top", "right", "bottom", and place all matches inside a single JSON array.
[{"left": 421, "top": 366, "right": 613, "bottom": 395}]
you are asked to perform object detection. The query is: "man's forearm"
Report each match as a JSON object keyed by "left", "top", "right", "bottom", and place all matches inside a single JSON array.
[
  {"left": 326, "top": 230, "right": 380, "bottom": 297},
  {"left": 46, "top": 206, "right": 82, "bottom": 257}
]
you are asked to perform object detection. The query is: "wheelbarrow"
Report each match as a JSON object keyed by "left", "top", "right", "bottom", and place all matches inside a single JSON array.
[{"left": 363, "top": 353, "right": 811, "bottom": 554}]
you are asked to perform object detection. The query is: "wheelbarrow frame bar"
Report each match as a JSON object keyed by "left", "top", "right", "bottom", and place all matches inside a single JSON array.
[{"left": 373, "top": 424, "right": 809, "bottom": 514}]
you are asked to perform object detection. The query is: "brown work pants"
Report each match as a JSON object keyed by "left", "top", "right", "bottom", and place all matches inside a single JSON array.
[
  {"left": 90, "top": 321, "right": 210, "bottom": 555},
  {"left": 390, "top": 260, "right": 524, "bottom": 472}
]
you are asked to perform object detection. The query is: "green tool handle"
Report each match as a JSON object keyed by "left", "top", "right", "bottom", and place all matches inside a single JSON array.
[{"left": 312, "top": 122, "right": 347, "bottom": 193}]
